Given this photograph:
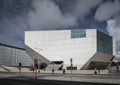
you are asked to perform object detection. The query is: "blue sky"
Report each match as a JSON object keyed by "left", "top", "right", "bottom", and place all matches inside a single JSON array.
[{"left": 0, "top": 0, "right": 120, "bottom": 54}]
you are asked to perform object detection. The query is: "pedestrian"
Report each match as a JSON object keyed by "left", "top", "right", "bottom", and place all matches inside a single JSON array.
[
  {"left": 63, "top": 69, "right": 65, "bottom": 74},
  {"left": 116, "top": 65, "right": 119, "bottom": 73},
  {"left": 30, "top": 64, "right": 34, "bottom": 73},
  {"left": 94, "top": 68, "right": 97, "bottom": 75},
  {"left": 44, "top": 68, "right": 45, "bottom": 71},
  {"left": 32, "top": 68, "right": 34, "bottom": 73},
  {"left": 52, "top": 69, "right": 54, "bottom": 74},
  {"left": 98, "top": 68, "right": 100, "bottom": 74}
]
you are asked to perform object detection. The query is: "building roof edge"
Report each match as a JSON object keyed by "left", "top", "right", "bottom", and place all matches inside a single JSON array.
[{"left": 0, "top": 43, "right": 25, "bottom": 50}]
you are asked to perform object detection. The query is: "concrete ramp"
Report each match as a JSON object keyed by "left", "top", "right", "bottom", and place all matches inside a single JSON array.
[{"left": 0, "top": 65, "right": 31, "bottom": 72}]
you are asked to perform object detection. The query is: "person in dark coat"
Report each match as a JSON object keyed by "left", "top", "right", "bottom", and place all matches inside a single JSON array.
[{"left": 63, "top": 69, "right": 65, "bottom": 74}]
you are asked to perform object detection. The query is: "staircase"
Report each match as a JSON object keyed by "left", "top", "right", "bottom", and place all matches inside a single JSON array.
[{"left": 45, "top": 64, "right": 63, "bottom": 71}]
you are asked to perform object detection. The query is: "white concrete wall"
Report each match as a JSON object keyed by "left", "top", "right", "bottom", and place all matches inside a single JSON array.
[{"left": 25, "top": 29, "right": 97, "bottom": 69}]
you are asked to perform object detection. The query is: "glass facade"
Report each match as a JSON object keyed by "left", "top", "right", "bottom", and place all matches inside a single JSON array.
[
  {"left": 71, "top": 29, "right": 86, "bottom": 38},
  {"left": 0, "top": 44, "right": 33, "bottom": 66},
  {"left": 97, "top": 30, "right": 113, "bottom": 54}
]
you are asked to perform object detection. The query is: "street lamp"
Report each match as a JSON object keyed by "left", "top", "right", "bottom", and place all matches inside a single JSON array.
[
  {"left": 70, "top": 58, "right": 73, "bottom": 81},
  {"left": 34, "top": 47, "right": 43, "bottom": 73}
]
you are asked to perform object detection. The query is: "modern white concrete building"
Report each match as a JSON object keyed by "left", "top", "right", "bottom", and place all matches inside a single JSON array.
[{"left": 25, "top": 29, "right": 115, "bottom": 70}]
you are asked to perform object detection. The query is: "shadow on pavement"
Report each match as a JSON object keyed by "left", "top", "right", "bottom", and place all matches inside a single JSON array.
[{"left": 0, "top": 76, "right": 119, "bottom": 85}]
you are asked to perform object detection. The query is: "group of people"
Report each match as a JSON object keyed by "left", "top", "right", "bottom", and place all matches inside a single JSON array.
[
  {"left": 30, "top": 64, "right": 66, "bottom": 74},
  {"left": 52, "top": 69, "right": 66, "bottom": 74},
  {"left": 30, "top": 64, "right": 101, "bottom": 75}
]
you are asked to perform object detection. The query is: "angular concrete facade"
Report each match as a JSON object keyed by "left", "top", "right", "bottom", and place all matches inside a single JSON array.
[{"left": 25, "top": 29, "right": 115, "bottom": 70}]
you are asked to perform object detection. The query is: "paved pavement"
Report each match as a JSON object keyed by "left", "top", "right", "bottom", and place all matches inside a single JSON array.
[
  {"left": 38, "top": 74, "right": 120, "bottom": 84},
  {"left": 0, "top": 78, "right": 116, "bottom": 85},
  {"left": 0, "top": 72, "right": 120, "bottom": 85}
]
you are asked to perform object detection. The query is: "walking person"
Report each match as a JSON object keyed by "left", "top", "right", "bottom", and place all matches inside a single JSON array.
[
  {"left": 94, "top": 68, "right": 97, "bottom": 75},
  {"left": 98, "top": 68, "right": 100, "bottom": 74},
  {"left": 63, "top": 69, "right": 65, "bottom": 74},
  {"left": 52, "top": 69, "right": 54, "bottom": 74}
]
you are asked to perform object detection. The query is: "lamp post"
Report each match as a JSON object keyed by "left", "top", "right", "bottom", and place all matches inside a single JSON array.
[
  {"left": 70, "top": 58, "right": 73, "bottom": 81},
  {"left": 34, "top": 47, "right": 43, "bottom": 73},
  {"left": 34, "top": 59, "right": 38, "bottom": 79}
]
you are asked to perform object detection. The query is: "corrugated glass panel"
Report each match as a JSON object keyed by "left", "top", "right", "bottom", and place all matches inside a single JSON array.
[{"left": 97, "top": 30, "right": 113, "bottom": 54}]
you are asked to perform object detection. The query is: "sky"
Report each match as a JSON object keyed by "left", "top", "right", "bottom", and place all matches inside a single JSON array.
[{"left": 0, "top": 0, "right": 120, "bottom": 60}]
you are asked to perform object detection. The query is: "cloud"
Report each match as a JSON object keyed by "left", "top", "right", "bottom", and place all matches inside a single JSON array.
[
  {"left": 73, "top": 0, "right": 102, "bottom": 17},
  {"left": 107, "top": 18, "right": 120, "bottom": 49},
  {"left": 28, "top": 0, "right": 103, "bottom": 30},
  {"left": 0, "top": 0, "right": 32, "bottom": 47},
  {"left": 0, "top": 16, "right": 28, "bottom": 47},
  {"left": 95, "top": 0, "right": 120, "bottom": 21},
  {"left": 106, "top": 18, "right": 120, "bottom": 61},
  {"left": 28, "top": 0, "right": 77, "bottom": 30}
]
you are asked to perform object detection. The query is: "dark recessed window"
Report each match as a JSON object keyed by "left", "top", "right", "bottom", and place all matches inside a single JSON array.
[{"left": 71, "top": 29, "right": 86, "bottom": 38}]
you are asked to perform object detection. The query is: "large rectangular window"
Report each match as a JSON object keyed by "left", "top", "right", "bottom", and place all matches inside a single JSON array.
[
  {"left": 71, "top": 29, "right": 86, "bottom": 38},
  {"left": 97, "top": 30, "right": 113, "bottom": 54}
]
